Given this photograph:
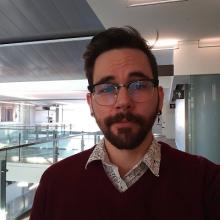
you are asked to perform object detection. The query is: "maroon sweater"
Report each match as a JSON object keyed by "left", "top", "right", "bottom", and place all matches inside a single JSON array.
[{"left": 30, "top": 142, "right": 220, "bottom": 220}]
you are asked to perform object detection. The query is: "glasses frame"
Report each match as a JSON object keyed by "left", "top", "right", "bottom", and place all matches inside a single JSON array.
[
  {"left": 88, "top": 78, "right": 159, "bottom": 92},
  {"left": 88, "top": 78, "right": 159, "bottom": 106}
]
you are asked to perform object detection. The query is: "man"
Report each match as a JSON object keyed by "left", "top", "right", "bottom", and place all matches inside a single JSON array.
[{"left": 30, "top": 27, "right": 220, "bottom": 220}]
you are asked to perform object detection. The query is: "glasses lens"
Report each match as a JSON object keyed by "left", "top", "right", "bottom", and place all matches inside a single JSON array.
[
  {"left": 128, "top": 80, "right": 154, "bottom": 102},
  {"left": 92, "top": 80, "right": 155, "bottom": 105},
  {"left": 94, "top": 84, "right": 117, "bottom": 105}
]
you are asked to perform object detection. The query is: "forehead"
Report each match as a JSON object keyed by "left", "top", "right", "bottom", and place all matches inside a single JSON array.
[{"left": 93, "top": 48, "right": 153, "bottom": 83}]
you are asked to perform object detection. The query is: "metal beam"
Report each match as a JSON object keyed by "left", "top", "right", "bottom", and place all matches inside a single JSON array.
[{"left": 0, "top": 30, "right": 102, "bottom": 47}]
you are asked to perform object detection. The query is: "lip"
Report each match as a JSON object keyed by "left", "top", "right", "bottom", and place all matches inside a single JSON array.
[{"left": 113, "top": 120, "right": 135, "bottom": 128}]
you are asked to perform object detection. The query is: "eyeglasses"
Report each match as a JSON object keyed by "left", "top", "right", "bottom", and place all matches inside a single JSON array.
[{"left": 88, "top": 79, "right": 159, "bottom": 106}]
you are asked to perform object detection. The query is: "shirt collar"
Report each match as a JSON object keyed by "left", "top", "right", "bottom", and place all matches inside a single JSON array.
[
  {"left": 85, "top": 138, "right": 161, "bottom": 177},
  {"left": 85, "top": 139, "right": 106, "bottom": 167}
]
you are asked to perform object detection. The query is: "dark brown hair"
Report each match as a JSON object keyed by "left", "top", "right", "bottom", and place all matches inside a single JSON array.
[{"left": 83, "top": 26, "right": 158, "bottom": 87}]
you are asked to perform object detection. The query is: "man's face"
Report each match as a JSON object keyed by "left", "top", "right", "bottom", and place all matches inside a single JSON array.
[{"left": 87, "top": 48, "right": 164, "bottom": 150}]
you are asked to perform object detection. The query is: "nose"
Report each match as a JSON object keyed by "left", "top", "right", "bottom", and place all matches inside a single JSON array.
[{"left": 115, "top": 87, "right": 133, "bottom": 110}]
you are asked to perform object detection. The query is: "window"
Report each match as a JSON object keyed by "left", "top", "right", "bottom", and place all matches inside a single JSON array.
[{"left": 1, "top": 105, "right": 14, "bottom": 122}]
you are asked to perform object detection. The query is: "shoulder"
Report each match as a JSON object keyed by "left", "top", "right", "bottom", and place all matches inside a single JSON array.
[
  {"left": 41, "top": 147, "right": 95, "bottom": 181},
  {"left": 159, "top": 141, "right": 220, "bottom": 177},
  {"left": 159, "top": 142, "right": 220, "bottom": 194},
  {"left": 159, "top": 142, "right": 220, "bottom": 218},
  {"left": 160, "top": 141, "right": 215, "bottom": 164}
]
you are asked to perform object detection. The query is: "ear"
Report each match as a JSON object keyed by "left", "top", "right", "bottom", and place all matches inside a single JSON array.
[
  {"left": 157, "top": 86, "right": 164, "bottom": 113},
  {"left": 86, "top": 93, "right": 94, "bottom": 117}
]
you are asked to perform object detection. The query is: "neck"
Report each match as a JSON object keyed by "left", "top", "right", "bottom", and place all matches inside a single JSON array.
[{"left": 105, "top": 132, "right": 154, "bottom": 177}]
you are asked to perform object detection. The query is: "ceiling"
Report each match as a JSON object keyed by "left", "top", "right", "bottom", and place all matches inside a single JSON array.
[
  {"left": 0, "top": 0, "right": 103, "bottom": 83},
  {"left": 88, "top": 0, "right": 220, "bottom": 42},
  {"left": 0, "top": 0, "right": 219, "bottom": 105}
]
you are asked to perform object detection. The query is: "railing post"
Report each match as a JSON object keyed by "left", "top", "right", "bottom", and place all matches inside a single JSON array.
[
  {"left": 94, "top": 133, "right": 97, "bottom": 145},
  {"left": 35, "top": 125, "right": 39, "bottom": 140},
  {"left": 97, "top": 135, "right": 100, "bottom": 143},
  {"left": 18, "top": 147, "right": 21, "bottom": 162},
  {"left": 55, "top": 125, "right": 58, "bottom": 137},
  {"left": 46, "top": 125, "right": 49, "bottom": 139},
  {"left": 5, "top": 150, "right": 7, "bottom": 162},
  {"left": 23, "top": 125, "right": 28, "bottom": 143},
  {"left": 81, "top": 132, "right": 85, "bottom": 152},
  {"left": 18, "top": 133, "right": 21, "bottom": 162},
  {"left": 52, "top": 130, "right": 59, "bottom": 163},
  {"left": 18, "top": 133, "right": 21, "bottom": 145},
  {"left": 63, "top": 124, "right": 65, "bottom": 136},
  {"left": 69, "top": 124, "right": 72, "bottom": 135},
  {"left": 0, "top": 160, "right": 7, "bottom": 219}
]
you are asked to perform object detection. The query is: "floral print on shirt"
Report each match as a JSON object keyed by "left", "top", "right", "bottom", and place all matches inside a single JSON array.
[{"left": 85, "top": 138, "right": 161, "bottom": 192}]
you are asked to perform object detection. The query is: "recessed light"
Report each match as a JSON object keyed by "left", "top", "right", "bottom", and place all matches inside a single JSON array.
[{"left": 128, "top": 0, "right": 188, "bottom": 7}]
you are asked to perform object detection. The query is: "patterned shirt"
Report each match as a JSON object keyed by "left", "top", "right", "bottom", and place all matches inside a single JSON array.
[{"left": 85, "top": 138, "right": 161, "bottom": 192}]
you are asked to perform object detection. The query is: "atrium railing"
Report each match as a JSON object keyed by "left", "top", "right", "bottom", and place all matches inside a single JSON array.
[
  {"left": 0, "top": 124, "right": 75, "bottom": 149},
  {"left": 0, "top": 129, "right": 102, "bottom": 220}
]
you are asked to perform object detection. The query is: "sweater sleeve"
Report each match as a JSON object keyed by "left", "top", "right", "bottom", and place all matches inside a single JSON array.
[{"left": 204, "top": 162, "right": 220, "bottom": 220}]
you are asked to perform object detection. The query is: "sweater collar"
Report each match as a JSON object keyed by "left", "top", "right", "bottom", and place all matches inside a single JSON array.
[{"left": 85, "top": 138, "right": 161, "bottom": 177}]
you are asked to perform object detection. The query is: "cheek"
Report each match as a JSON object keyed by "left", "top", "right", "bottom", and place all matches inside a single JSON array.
[
  {"left": 93, "top": 104, "right": 110, "bottom": 122},
  {"left": 137, "top": 100, "right": 157, "bottom": 114}
]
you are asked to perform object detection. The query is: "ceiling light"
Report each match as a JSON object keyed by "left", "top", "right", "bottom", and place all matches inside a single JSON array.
[
  {"left": 0, "top": 80, "right": 88, "bottom": 92},
  {"left": 199, "top": 37, "right": 220, "bottom": 48},
  {"left": 148, "top": 39, "right": 179, "bottom": 50},
  {"left": 0, "top": 80, "right": 88, "bottom": 100},
  {"left": 128, "top": 0, "right": 188, "bottom": 7}
]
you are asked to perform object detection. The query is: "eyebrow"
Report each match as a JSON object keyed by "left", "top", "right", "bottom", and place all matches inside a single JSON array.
[
  {"left": 93, "top": 76, "right": 115, "bottom": 85},
  {"left": 93, "top": 71, "right": 151, "bottom": 85},
  {"left": 128, "top": 71, "right": 151, "bottom": 79}
]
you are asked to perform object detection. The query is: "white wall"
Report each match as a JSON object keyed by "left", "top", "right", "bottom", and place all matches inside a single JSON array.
[
  {"left": 58, "top": 101, "right": 99, "bottom": 132},
  {"left": 24, "top": 105, "right": 35, "bottom": 126},
  {"left": 174, "top": 41, "right": 220, "bottom": 75},
  {"left": 34, "top": 110, "right": 48, "bottom": 124},
  {"left": 34, "top": 106, "right": 57, "bottom": 124}
]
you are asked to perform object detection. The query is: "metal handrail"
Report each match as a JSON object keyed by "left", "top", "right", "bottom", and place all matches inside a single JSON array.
[
  {"left": 0, "top": 124, "right": 71, "bottom": 130},
  {"left": 0, "top": 131, "right": 102, "bottom": 152}
]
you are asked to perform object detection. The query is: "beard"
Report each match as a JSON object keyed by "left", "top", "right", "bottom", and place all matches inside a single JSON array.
[{"left": 95, "top": 110, "right": 157, "bottom": 150}]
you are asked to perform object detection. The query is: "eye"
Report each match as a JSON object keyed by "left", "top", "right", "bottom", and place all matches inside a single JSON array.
[
  {"left": 130, "top": 81, "right": 147, "bottom": 90},
  {"left": 95, "top": 84, "right": 116, "bottom": 95}
]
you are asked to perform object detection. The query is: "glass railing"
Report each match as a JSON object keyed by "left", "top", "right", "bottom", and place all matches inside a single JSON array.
[
  {"left": 6, "top": 183, "right": 35, "bottom": 220},
  {"left": 0, "top": 124, "right": 75, "bottom": 149},
  {"left": 0, "top": 129, "right": 103, "bottom": 220},
  {"left": 0, "top": 130, "right": 103, "bottom": 164}
]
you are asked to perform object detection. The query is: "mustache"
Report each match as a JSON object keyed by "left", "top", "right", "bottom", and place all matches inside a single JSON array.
[{"left": 105, "top": 112, "right": 144, "bottom": 127}]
